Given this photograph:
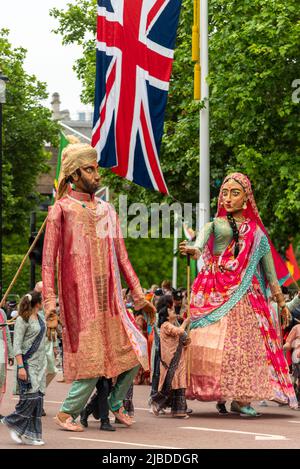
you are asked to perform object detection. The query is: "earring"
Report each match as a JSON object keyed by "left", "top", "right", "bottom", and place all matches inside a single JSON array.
[
  {"left": 71, "top": 183, "right": 76, "bottom": 190},
  {"left": 243, "top": 200, "right": 247, "bottom": 209}
]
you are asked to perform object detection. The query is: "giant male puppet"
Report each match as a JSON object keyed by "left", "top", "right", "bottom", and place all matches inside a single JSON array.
[{"left": 42, "top": 143, "right": 155, "bottom": 431}]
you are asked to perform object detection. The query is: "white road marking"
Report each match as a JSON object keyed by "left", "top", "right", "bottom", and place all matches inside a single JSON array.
[
  {"left": 180, "top": 426, "right": 288, "bottom": 441},
  {"left": 70, "top": 437, "right": 181, "bottom": 449},
  {"left": 12, "top": 398, "right": 151, "bottom": 411},
  {"left": 12, "top": 397, "right": 62, "bottom": 404},
  {"left": 11, "top": 396, "right": 293, "bottom": 440}
]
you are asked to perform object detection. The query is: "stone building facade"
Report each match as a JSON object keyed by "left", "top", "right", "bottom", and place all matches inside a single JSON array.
[{"left": 37, "top": 93, "right": 93, "bottom": 196}]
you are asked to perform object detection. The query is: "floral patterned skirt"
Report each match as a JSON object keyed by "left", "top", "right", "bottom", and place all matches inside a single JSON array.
[{"left": 186, "top": 292, "right": 297, "bottom": 406}]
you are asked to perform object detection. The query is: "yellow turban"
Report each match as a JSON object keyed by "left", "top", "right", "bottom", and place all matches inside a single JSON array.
[{"left": 56, "top": 143, "right": 98, "bottom": 200}]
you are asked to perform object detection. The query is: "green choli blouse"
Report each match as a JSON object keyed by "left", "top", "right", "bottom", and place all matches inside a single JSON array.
[
  {"left": 192, "top": 217, "right": 279, "bottom": 291},
  {"left": 189, "top": 217, "right": 283, "bottom": 328}
]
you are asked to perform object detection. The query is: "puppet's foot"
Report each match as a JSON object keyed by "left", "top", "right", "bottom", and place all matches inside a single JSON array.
[
  {"left": 111, "top": 407, "right": 134, "bottom": 426},
  {"left": 54, "top": 412, "right": 84, "bottom": 431}
]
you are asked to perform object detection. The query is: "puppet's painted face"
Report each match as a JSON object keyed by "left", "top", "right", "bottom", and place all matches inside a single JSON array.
[
  {"left": 221, "top": 179, "right": 246, "bottom": 214},
  {"left": 74, "top": 163, "right": 100, "bottom": 194}
]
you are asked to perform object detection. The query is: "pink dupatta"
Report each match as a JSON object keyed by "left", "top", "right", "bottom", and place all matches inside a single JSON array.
[
  {"left": 216, "top": 173, "right": 289, "bottom": 284},
  {"left": 190, "top": 218, "right": 261, "bottom": 318}
]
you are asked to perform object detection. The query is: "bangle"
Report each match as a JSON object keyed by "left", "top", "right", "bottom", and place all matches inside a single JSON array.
[{"left": 17, "top": 365, "right": 24, "bottom": 370}]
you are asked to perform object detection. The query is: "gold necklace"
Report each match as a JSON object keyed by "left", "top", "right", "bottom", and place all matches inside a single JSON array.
[
  {"left": 67, "top": 195, "right": 104, "bottom": 220},
  {"left": 67, "top": 194, "right": 101, "bottom": 211},
  {"left": 233, "top": 215, "right": 245, "bottom": 223}
]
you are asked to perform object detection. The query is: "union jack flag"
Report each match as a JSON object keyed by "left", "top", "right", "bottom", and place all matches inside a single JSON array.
[{"left": 92, "top": 0, "right": 182, "bottom": 194}]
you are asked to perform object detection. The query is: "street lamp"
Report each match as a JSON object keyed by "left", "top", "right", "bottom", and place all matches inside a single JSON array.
[{"left": 0, "top": 71, "right": 9, "bottom": 299}]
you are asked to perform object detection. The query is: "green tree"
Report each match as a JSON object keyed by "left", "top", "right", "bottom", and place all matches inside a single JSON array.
[
  {"left": 51, "top": 0, "right": 300, "bottom": 255},
  {"left": 124, "top": 237, "right": 187, "bottom": 289},
  {"left": 0, "top": 29, "right": 59, "bottom": 239},
  {"left": 208, "top": 0, "right": 300, "bottom": 251},
  {"left": 50, "top": 0, "right": 199, "bottom": 208},
  {"left": 1, "top": 30, "right": 59, "bottom": 295}
]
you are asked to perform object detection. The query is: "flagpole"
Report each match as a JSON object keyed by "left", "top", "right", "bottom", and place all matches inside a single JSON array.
[
  {"left": 59, "top": 122, "right": 91, "bottom": 143},
  {"left": 288, "top": 274, "right": 300, "bottom": 292},
  {"left": 172, "top": 212, "right": 179, "bottom": 289},
  {"left": 187, "top": 253, "right": 191, "bottom": 386},
  {"left": 199, "top": 0, "right": 210, "bottom": 227}
]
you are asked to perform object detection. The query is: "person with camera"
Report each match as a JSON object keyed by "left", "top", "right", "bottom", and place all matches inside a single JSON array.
[{"left": 172, "top": 289, "right": 184, "bottom": 324}]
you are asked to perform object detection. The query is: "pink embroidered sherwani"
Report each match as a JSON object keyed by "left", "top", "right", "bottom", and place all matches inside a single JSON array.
[{"left": 42, "top": 189, "right": 148, "bottom": 383}]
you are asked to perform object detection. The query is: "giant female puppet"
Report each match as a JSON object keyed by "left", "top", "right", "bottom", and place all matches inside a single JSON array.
[
  {"left": 180, "top": 172, "right": 297, "bottom": 416},
  {"left": 42, "top": 143, "right": 155, "bottom": 431}
]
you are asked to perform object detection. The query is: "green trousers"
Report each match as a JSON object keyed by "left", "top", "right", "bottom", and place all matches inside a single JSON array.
[{"left": 60, "top": 365, "right": 139, "bottom": 419}]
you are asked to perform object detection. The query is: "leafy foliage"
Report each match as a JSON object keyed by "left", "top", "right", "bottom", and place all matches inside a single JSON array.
[
  {"left": 124, "top": 237, "right": 187, "bottom": 289},
  {"left": 0, "top": 29, "right": 59, "bottom": 239},
  {"left": 0, "top": 30, "right": 59, "bottom": 295},
  {"left": 50, "top": 0, "right": 300, "bottom": 260},
  {"left": 208, "top": 0, "right": 300, "bottom": 252},
  {"left": 3, "top": 254, "right": 42, "bottom": 297},
  {"left": 50, "top": 1, "right": 300, "bottom": 253}
]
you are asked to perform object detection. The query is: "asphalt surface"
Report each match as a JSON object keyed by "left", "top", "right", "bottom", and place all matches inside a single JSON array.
[{"left": 1, "top": 367, "right": 300, "bottom": 450}]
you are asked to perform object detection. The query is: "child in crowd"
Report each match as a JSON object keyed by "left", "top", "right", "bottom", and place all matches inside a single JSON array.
[
  {"left": 1, "top": 291, "right": 46, "bottom": 445},
  {"left": 151, "top": 299, "right": 190, "bottom": 418},
  {"left": 284, "top": 323, "right": 300, "bottom": 403},
  {"left": 149, "top": 295, "right": 174, "bottom": 406}
]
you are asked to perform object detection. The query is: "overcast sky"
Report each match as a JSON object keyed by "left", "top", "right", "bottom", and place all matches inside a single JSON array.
[{"left": 1, "top": 0, "right": 93, "bottom": 119}]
